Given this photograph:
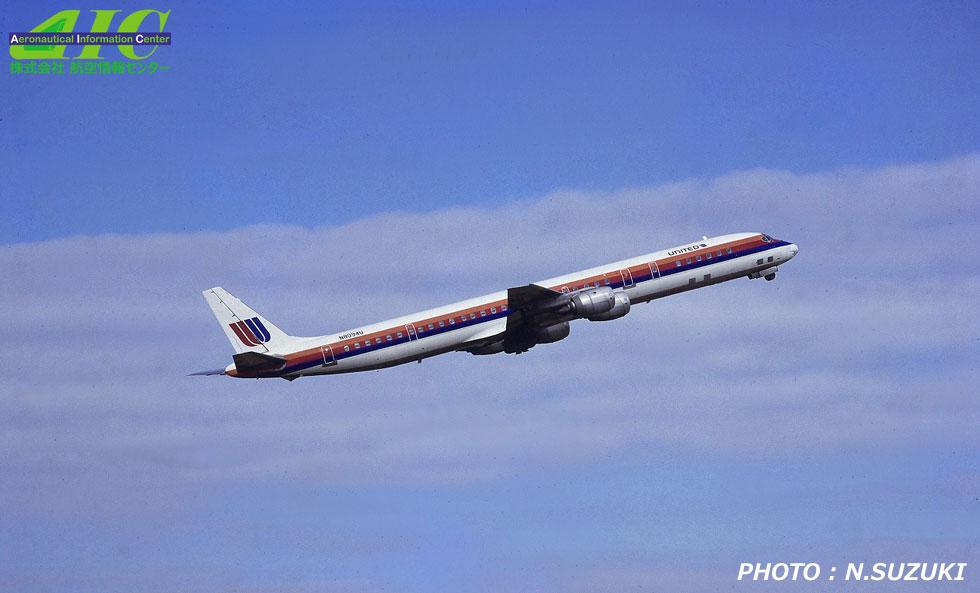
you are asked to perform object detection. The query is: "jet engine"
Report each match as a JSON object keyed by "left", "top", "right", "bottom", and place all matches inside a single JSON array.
[
  {"left": 569, "top": 287, "right": 616, "bottom": 318},
  {"left": 748, "top": 268, "right": 777, "bottom": 281},
  {"left": 533, "top": 321, "right": 570, "bottom": 343},
  {"left": 586, "top": 291, "right": 631, "bottom": 321}
]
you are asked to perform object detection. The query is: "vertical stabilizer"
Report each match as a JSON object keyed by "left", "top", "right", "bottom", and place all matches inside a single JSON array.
[{"left": 203, "top": 287, "right": 296, "bottom": 354}]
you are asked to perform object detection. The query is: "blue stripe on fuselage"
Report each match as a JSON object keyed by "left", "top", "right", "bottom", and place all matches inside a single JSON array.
[{"left": 275, "top": 241, "right": 786, "bottom": 376}]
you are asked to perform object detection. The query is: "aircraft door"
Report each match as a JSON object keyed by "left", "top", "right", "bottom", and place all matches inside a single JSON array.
[
  {"left": 648, "top": 261, "right": 660, "bottom": 279},
  {"left": 405, "top": 324, "right": 417, "bottom": 341},
  {"left": 620, "top": 268, "right": 635, "bottom": 288},
  {"left": 321, "top": 345, "right": 337, "bottom": 366}
]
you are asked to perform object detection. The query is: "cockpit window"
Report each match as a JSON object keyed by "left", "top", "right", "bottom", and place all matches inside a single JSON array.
[{"left": 761, "top": 234, "right": 773, "bottom": 243}]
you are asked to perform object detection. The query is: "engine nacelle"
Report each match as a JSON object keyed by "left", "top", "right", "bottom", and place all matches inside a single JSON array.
[
  {"left": 533, "top": 321, "right": 570, "bottom": 344},
  {"left": 748, "top": 267, "right": 777, "bottom": 280},
  {"left": 569, "top": 286, "right": 616, "bottom": 318},
  {"left": 587, "top": 291, "right": 631, "bottom": 321}
]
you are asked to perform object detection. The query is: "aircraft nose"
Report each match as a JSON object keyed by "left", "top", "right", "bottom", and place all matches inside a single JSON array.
[{"left": 788, "top": 243, "right": 799, "bottom": 258}]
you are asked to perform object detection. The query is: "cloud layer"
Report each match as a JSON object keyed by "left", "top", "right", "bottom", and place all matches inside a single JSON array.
[{"left": 2, "top": 154, "right": 978, "bottom": 591}]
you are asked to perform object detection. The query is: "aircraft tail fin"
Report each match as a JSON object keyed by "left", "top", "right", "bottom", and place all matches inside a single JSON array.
[{"left": 202, "top": 287, "right": 298, "bottom": 354}]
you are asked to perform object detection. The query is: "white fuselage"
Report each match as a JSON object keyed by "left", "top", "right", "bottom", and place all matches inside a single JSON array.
[{"left": 228, "top": 232, "right": 798, "bottom": 378}]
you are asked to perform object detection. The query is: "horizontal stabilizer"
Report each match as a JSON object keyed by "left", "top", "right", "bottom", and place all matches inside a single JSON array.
[
  {"left": 233, "top": 351, "right": 287, "bottom": 374},
  {"left": 188, "top": 368, "right": 226, "bottom": 377}
]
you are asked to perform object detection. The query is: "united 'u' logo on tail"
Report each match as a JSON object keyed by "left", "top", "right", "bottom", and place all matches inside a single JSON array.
[{"left": 229, "top": 317, "right": 271, "bottom": 347}]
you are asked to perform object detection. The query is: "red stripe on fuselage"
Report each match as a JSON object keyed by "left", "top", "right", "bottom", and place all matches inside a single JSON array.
[{"left": 278, "top": 234, "right": 773, "bottom": 371}]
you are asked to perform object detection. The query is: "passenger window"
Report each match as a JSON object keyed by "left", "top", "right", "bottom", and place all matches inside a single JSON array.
[
  {"left": 354, "top": 342, "right": 360, "bottom": 348},
  {"left": 386, "top": 335, "right": 392, "bottom": 341},
  {"left": 376, "top": 338, "right": 381, "bottom": 344},
  {"left": 706, "top": 252, "right": 712, "bottom": 259},
  {"left": 344, "top": 345, "right": 350, "bottom": 352},
  {"left": 438, "top": 320, "right": 445, "bottom": 327},
  {"left": 480, "top": 310, "right": 486, "bottom": 317},
  {"left": 491, "top": 306, "right": 497, "bottom": 314},
  {"left": 397, "top": 332, "right": 403, "bottom": 338},
  {"left": 675, "top": 261, "right": 681, "bottom": 268},
  {"left": 727, "top": 248, "right": 733, "bottom": 254},
  {"left": 501, "top": 305, "right": 507, "bottom": 311},
  {"left": 687, "top": 258, "right": 692, "bottom": 264},
  {"left": 427, "top": 323, "right": 434, "bottom": 330},
  {"left": 717, "top": 251, "right": 722, "bottom": 257},
  {"left": 696, "top": 255, "right": 701, "bottom": 262},
  {"left": 449, "top": 318, "right": 455, "bottom": 325}
]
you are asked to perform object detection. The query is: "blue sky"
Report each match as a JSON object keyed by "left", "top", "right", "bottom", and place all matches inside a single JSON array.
[
  {"left": 2, "top": 1, "right": 979, "bottom": 242},
  {"left": 2, "top": 3, "right": 979, "bottom": 593}
]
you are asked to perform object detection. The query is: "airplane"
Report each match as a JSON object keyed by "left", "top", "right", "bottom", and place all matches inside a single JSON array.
[{"left": 194, "top": 232, "right": 798, "bottom": 380}]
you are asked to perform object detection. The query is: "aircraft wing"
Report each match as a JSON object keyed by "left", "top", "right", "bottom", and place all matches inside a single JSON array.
[
  {"left": 503, "top": 283, "right": 564, "bottom": 353},
  {"left": 506, "top": 283, "right": 563, "bottom": 311}
]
